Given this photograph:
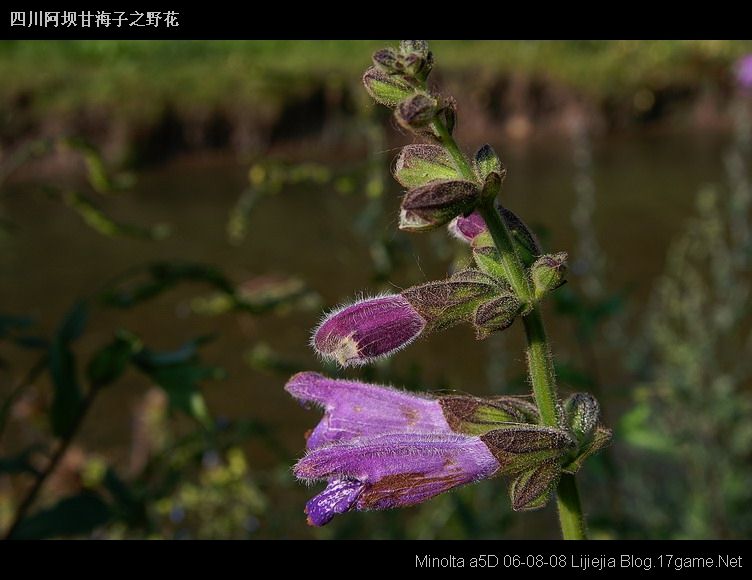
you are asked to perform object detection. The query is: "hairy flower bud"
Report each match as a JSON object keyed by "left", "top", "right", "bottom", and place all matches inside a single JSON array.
[
  {"left": 362, "top": 66, "right": 413, "bottom": 108},
  {"left": 400, "top": 40, "right": 429, "bottom": 58},
  {"left": 402, "top": 269, "right": 501, "bottom": 331},
  {"left": 312, "top": 295, "right": 425, "bottom": 367},
  {"left": 509, "top": 461, "right": 561, "bottom": 511},
  {"left": 372, "top": 48, "right": 402, "bottom": 73},
  {"left": 560, "top": 393, "right": 612, "bottom": 474},
  {"left": 474, "top": 144, "right": 505, "bottom": 182},
  {"left": 395, "top": 93, "right": 438, "bottom": 131},
  {"left": 473, "top": 293, "right": 523, "bottom": 339},
  {"left": 399, "top": 179, "right": 479, "bottom": 232},
  {"left": 480, "top": 424, "right": 575, "bottom": 476},
  {"left": 563, "top": 393, "right": 600, "bottom": 444},
  {"left": 393, "top": 144, "right": 460, "bottom": 188},
  {"left": 439, "top": 395, "right": 539, "bottom": 435},
  {"left": 531, "top": 252, "right": 568, "bottom": 299}
]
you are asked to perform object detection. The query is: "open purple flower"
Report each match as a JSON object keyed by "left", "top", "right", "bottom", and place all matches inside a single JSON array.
[
  {"left": 736, "top": 54, "right": 752, "bottom": 90},
  {"left": 286, "top": 372, "right": 451, "bottom": 449},
  {"left": 311, "top": 294, "right": 426, "bottom": 367},
  {"left": 295, "top": 433, "right": 499, "bottom": 526},
  {"left": 287, "top": 373, "right": 576, "bottom": 525}
]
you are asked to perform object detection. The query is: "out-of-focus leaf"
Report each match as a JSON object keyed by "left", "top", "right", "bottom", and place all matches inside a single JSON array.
[
  {"left": 63, "top": 191, "right": 171, "bottom": 241},
  {"left": 0, "top": 446, "right": 43, "bottom": 476},
  {"left": 9, "top": 492, "right": 111, "bottom": 539},
  {"left": 0, "top": 314, "right": 34, "bottom": 338},
  {"left": 102, "top": 467, "right": 149, "bottom": 528},
  {"left": 244, "top": 342, "right": 303, "bottom": 375},
  {"left": 619, "top": 404, "right": 675, "bottom": 455},
  {"left": 132, "top": 337, "right": 223, "bottom": 429},
  {"left": 49, "top": 301, "right": 89, "bottom": 437},
  {"left": 86, "top": 330, "right": 142, "bottom": 389},
  {"left": 554, "top": 362, "right": 596, "bottom": 390},
  {"left": 139, "top": 363, "right": 221, "bottom": 429},
  {"left": 101, "top": 262, "right": 235, "bottom": 309},
  {"left": 134, "top": 336, "right": 213, "bottom": 368},
  {"left": 57, "top": 300, "right": 89, "bottom": 343}
]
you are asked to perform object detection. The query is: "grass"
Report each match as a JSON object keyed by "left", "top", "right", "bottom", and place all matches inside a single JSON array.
[{"left": 2, "top": 40, "right": 751, "bottom": 130}]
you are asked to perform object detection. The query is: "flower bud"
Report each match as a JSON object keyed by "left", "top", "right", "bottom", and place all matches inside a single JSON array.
[
  {"left": 502, "top": 208, "right": 541, "bottom": 264},
  {"left": 531, "top": 252, "right": 568, "bottom": 299},
  {"left": 399, "top": 179, "right": 479, "bottom": 232},
  {"left": 399, "top": 40, "right": 430, "bottom": 58},
  {"left": 401, "top": 269, "right": 499, "bottom": 331},
  {"left": 393, "top": 144, "right": 460, "bottom": 188},
  {"left": 563, "top": 393, "right": 600, "bottom": 444},
  {"left": 312, "top": 294, "right": 426, "bottom": 367},
  {"left": 480, "top": 424, "right": 575, "bottom": 476},
  {"left": 439, "top": 395, "right": 539, "bottom": 436},
  {"left": 372, "top": 48, "right": 402, "bottom": 73},
  {"left": 473, "top": 293, "right": 522, "bottom": 339},
  {"left": 448, "top": 210, "right": 487, "bottom": 243},
  {"left": 395, "top": 94, "right": 438, "bottom": 131},
  {"left": 362, "top": 66, "right": 413, "bottom": 108},
  {"left": 562, "top": 425, "right": 612, "bottom": 475},
  {"left": 481, "top": 170, "right": 503, "bottom": 202},
  {"left": 509, "top": 461, "right": 561, "bottom": 511},
  {"left": 473, "top": 144, "right": 505, "bottom": 182}
]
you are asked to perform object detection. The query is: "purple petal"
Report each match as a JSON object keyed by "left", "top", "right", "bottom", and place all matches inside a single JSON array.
[
  {"left": 448, "top": 210, "right": 487, "bottom": 243},
  {"left": 285, "top": 372, "right": 451, "bottom": 449},
  {"left": 305, "top": 478, "right": 364, "bottom": 526},
  {"left": 311, "top": 295, "right": 426, "bottom": 367},
  {"left": 295, "top": 433, "right": 499, "bottom": 515},
  {"left": 736, "top": 54, "right": 752, "bottom": 90}
]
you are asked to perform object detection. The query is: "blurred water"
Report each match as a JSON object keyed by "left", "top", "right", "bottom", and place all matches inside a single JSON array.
[{"left": 0, "top": 130, "right": 733, "bottom": 536}]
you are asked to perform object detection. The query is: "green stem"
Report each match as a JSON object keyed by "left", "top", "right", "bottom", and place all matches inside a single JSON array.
[
  {"left": 556, "top": 473, "right": 587, "bottom": 540},
  {"left": 522, "top": 307, "right": 560, "bottom": 427},
  {"left": 431, "top": 117, "right": 587, "bottom": 540}
]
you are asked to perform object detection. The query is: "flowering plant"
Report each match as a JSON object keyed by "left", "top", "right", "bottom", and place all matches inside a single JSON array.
[{"left": 287, "top": 40, "right": 611, "bottom": 539}]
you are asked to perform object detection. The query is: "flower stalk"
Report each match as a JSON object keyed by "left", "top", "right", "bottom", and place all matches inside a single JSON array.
[{"left": 290, "top": 40, "right": 608, "bottom": 539}]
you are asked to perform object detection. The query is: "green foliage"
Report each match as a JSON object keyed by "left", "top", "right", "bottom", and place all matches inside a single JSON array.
[
  {"left": 49, "top": 301, "right": 89, "bottom": 438},
  {"left": 9, "top": 492, "right": 111, "bottom": 539}
]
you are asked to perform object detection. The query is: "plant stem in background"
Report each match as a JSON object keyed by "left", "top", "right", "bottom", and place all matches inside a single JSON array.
[
  {"left": 3, "top": 388, "right": 99, "bottom": 540},
  {"left": 434, "top": 118, "right": 587, "bottom": 540}
]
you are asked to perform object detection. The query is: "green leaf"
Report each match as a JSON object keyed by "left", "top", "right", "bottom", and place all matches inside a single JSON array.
[
  {"left": 362, "top": 66, "right": 413, "bottom": 108},
  {"left": 0, "top": 446, "right": 43, "bottom": 476},
  {"left": 63, "top": 191, "right": 170, "bottom": 241},
  {"left": 141, "top": 363, "right": 220, "bottom": 428},
  {"left": 86, "top": 331, "right": 142, "bottom": 389},
  {"left": 101, "top": 262, "right": 235, "bottom": 309},
  {"left": 50, "top": 341, "right": 82, "bottom": 438},
  {"left": 49, "top": 301, "right": 89, "bottom": 437},
  {"left": 58, "top": 300, "right": 89, "bottom": 343},
  {"left": 9, "top": 492, "right": 111, "bottom": 539}
]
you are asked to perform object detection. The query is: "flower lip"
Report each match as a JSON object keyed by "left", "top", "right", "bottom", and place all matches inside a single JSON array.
[
  {"left": 285, "top": 372, "right": 451, "bottom": 449},
  {"left": 310, "top": 294, "right": 426, "bottom": 367},
  {"left": 295, "top": 432, "right": 500, "bottom": 524}
]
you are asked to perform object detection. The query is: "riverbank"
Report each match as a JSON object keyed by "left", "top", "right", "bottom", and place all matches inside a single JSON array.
[{"left": 2, "top": 40, "right": 751, "bottom": 166}]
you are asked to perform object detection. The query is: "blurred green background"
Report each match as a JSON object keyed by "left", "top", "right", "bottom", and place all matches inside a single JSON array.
[{"left": 1, "top": 40, "right": 751, "bottom": 539}]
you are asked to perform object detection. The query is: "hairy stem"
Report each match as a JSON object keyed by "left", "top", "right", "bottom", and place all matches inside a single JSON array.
[
  {"left": 556, "top": 473, "right": 586, "bottom": 540},
  {"left": 432, "top": 117, "right": 587, "bottom": 539}
]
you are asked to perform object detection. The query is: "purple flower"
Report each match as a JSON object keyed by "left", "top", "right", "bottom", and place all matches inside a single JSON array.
[
  {"left": 311, "top": 294, "right": 426, "bottom": 367},
  {"left": 295, "top": 433, "right": 499, "bottom": 526},
  {"left": 285, "top": 372, "right": 451, "bottom": 449},
  {"left": 287, "top": 373, "right": 576, "bottom": 525},
  {"left": 736, "top": 54, "right": 752, "bottom": 90},
  {"left": 448, "top": 210, "right": 487, "bottom": 243}
]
